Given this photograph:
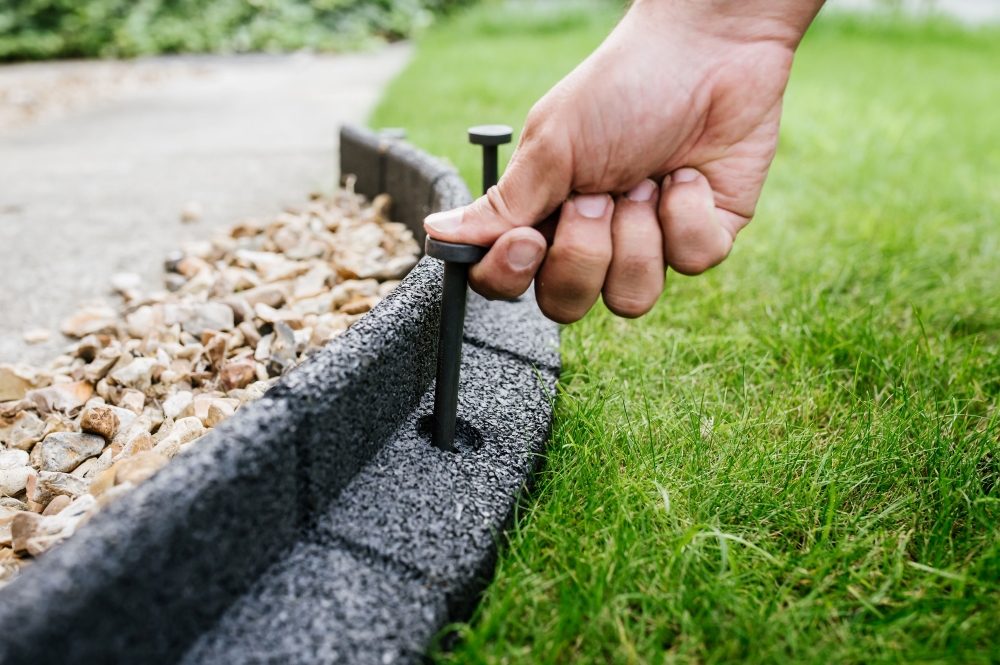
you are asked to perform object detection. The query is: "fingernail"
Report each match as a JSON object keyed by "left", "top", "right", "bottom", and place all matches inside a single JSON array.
[
  {"left": 572, "top": 193, "right": 609, "bottom": 218},
  {"left": 507, "top": 239, "right": 544, "bottom": 270},
  {"left": 626, "top": 179, "right": 655, "bottom": 202},
  {"left": 673, "top": 168, "right": 699, "bottom": 183},
  {"left": 424, "top": 207, "right": 464, "bottom": 233}
]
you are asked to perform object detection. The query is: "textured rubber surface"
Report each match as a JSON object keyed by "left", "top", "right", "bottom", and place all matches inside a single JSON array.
[
  {"left": 183, "top": 338, "right": 556, "bottom": 664},
  {"left": 0, "top": 126, "right": 558, "bottom": 665}
]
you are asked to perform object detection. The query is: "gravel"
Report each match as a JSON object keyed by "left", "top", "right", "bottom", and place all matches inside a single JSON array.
[{"left": 0, "top": 184, "right": 418, "bottom": 585}]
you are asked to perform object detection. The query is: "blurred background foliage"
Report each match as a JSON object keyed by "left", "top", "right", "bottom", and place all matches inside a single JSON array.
[{"left": 0, "top": 0, "right": 474, "bottom": 61}]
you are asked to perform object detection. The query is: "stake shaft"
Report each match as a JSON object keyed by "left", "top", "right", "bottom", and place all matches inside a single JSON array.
[
  {"left": 482, "top": 145, "right": 498, "bottom": 195},
  {"left": 430, "top": 261, "right": 470, "bottom": 452},
  {"left": 427, "top": 124, "right": 511, "bottom": 452}
]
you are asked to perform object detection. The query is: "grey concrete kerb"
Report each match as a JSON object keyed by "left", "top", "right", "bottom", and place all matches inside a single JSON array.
[{"left": 0, "top": 126, "right": 559, "bottom": 664}]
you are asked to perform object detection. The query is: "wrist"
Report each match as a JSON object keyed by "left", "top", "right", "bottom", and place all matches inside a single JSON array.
[{"left": 629, "top": 0, "right": 825, "bottom": 50}]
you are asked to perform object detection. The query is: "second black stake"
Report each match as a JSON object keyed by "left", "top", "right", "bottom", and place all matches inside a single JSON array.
[{"left": 425, "top": 124, "right": 513, "bottom": 452}]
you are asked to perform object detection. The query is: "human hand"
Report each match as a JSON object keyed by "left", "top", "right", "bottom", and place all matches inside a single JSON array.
[{"left": 424, "top": 0, "right": 825, "bottom": 323}]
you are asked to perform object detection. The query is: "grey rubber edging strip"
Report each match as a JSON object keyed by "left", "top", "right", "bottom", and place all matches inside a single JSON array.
[{"left": 0, "top": 126, "right": 559, "bottom": 665}]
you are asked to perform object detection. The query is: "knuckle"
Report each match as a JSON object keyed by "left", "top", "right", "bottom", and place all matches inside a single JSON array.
[{"left": 550, "top": 239, "right": 612, "bottom": 269}]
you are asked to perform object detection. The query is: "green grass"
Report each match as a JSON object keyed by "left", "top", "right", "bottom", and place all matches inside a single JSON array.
[{"left": 371, "top": 3, "right": 1000, "bottom": 662}]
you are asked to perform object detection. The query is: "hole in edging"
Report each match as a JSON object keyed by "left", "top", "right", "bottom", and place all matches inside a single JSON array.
[{"left": 417, "top": 415, "right": 484, "bottom": 454}]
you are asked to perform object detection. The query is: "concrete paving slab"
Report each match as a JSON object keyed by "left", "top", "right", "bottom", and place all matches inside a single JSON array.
[{"left": 0, "top": 46, "right": 411, "bottom": 366}]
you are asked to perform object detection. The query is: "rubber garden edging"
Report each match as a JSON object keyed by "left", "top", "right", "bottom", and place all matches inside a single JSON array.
[{"left": 0, "top": 125, "right": 559, "bottom": 664}]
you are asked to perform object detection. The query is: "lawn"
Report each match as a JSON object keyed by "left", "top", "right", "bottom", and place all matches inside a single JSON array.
[{"left": 371, "top": 3, "right": 1000, "bottom": 663}]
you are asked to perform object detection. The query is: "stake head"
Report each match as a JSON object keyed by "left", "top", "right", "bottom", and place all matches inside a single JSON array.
[
  {"left": 468, "top": 124, "right": 513, "bottom": 146},
  {"left": 425, "top": 236, "right": 489, "bottom": 264}
]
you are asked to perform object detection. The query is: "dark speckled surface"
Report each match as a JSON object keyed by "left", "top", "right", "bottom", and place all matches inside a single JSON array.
[{"left": 0, "top": 126, "right": 559, "bottom": 665}]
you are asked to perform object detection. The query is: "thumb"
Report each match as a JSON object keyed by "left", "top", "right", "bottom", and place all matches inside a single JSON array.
[{"left": 423, "top": 126, "right": 571, "bottom": 246}]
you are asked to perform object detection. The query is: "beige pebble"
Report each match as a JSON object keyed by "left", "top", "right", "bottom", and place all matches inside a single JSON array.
[
  {"left": 113, "top": 430, "right": 153, "bottom": 462},
  {"left": 84, "top": 353, "right": 118, "bottom": 384},
  {"left": 29, "top": 470, "right": 90, "bottom": 504},
  {"left": 0, "top": 364, "right": 33, "bottom": 402},
  {"left": 42, "top": 495, "right": 71, "bottom": 516},
  {"left": 12, "top": 494, "right": 96, "bottom": 556},
  {"left": 152, "top": 417, "right": 204, "bottom": 458},
  {"left": 378, "top": 280, "right": 401, "bottom": 298},
  {"left": 340, "top": 295, "right": 380, "bottom": 315},
  {"left": 238, "top": 381, "right": 270, "bottom": 408},
  {"left": 59, "top": 300, "right": 118, "bottom": 338},
  {"left": 80, "top": 404, "right": 120, "bottom": 441},
  {"left": 22, "top": 329, "right": 50, "bottom": 344},
  {"left": 10, "top": 512, "right": 41, "bottom": 553},
  {"left": 181, "top": 201, "right": 202, "bottom": 223},
  {"left": 96, "top": 481, "right": 134, "bottom": 509},
  {"left": 205, "top": 401, "right": 234, "bottom": 428},
  {"left": 111, "top": 415, "right": 153, "bottom": 448},
  {"left": 178, "top": 434, "right": 205, "bottom": 456},
  {"left": 118, "top": 389, "right": 146, "bottom": 415},
  {"left": 71, "top": 458, "right": 97, "bottom": 478},
  {"left": 26, "top": 382, "right": 92, "bottom": 416},
  {"left": 240, "top": 283, "right": 286, "bottom": 308},
  {"left": 220, "top": 361, "right": 256, "bottom": 391},
  {"left": 114, "top": 451, "right": 168, "bottom": 487},
  {"left": 237, "top": 321, "right": 261, "bottom": 349},
  {"left": 0, "top": 507, "right": 21, "bottom": 548},
  {"left": 85, "top": 448, "right": 114, "bottom": 479}
]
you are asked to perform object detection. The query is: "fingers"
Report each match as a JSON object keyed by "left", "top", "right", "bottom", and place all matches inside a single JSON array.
[
  {"left": 602, "top": 179, "right": 665, "bottom": 318},
  {"left": 467, "top": 227, "right": 547, "bottom": 300},
  {"left": 535, "top": 193, "right": 614, "bottom": 324},
  {"left": 659, "top": 168, "right": 737, "bottom": 276},
  {"left": 423, "top": 118, "right": 571, "bottom": 247}
]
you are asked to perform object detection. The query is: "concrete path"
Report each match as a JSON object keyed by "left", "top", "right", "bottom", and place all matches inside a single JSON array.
[{"left": 0, "top": 46, "right": 411, "bottom": 366}]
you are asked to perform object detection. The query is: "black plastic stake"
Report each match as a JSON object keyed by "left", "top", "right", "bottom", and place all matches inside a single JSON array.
[
  {"left": 468, "top": 124, "right": 513, "bottom": 193},
  {"left": 425, "top": 124, "right": 513, "bottom": 452}
]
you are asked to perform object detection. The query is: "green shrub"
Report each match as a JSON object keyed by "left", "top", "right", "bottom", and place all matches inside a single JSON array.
[{"left": 0, "top": 0, "right": 471, "bottom": 61}]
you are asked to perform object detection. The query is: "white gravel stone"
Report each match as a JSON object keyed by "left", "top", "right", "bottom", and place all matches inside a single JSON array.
[
  {"left": 108, "top": 358, "right": 158, "bottom": 392},
  {"left": 184, "top": 303, "right": 235, "bottom": 336},
  {"left": 22, "top": 329, "right": 51, "bottom": 344},
  {"left": 162, "top": 391, "right": 194, "bottom": 420},
  {"left": 0, "top": 450, "right": 29, "bottom": 470},
  {"left": 5, "top": 410, "right": 46, "bottom": 450},
  {"left": 110, "top": 272, "right": 142, "bottom": 294},
  {"left": 0, "top": 466, "right": 35, "bottom": 497}
]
